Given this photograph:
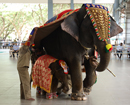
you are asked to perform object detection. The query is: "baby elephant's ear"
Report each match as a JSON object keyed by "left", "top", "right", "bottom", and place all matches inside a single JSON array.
[
  {"left": 48, "top": 62, "right": 55, "bottom": 75},
  {"left": 49, "top": 60, "right": 60, "bottom": 75}
]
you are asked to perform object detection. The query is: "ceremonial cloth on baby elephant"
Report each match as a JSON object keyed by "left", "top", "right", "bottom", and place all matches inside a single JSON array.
[{"left": 32, "top": 55, "right": 57, "bottom": 93}]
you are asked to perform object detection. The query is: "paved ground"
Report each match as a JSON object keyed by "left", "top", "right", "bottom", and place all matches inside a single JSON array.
[{"left": 0, "top": 49, "right": 130, "bottom": 105}]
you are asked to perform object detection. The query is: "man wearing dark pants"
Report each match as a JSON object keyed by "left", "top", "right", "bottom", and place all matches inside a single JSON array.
[{"left": 116, "top": 43, "right": 124, "bottom": 59}]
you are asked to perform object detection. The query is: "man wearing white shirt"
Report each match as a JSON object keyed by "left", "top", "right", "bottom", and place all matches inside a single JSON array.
[
  {"left": 116, "top": 43, "right": 124, "bottom": 58},
  {"left": 12, "top": 43, "right": 19, "bottom": 57}
]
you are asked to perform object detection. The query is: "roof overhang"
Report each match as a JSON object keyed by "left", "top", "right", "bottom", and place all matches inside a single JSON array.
[{"left": 0, "top": 0, "right": 115, "bottom": 4}]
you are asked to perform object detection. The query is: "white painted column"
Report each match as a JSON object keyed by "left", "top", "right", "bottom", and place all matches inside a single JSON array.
[
  {"left": 70, "top": 0, "right": 74, "bottom": 9},
  {"left": 92, "top": 0, "right": 95, "bottom": 4},
  {"left": 48, "top": 0, "right": 53, "bottom": 20},
  {"left": 125, "top": 1, "right": 130, "bottom": 44}
]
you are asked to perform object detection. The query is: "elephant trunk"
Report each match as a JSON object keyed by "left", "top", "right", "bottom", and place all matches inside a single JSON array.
[{"left": 96, "top": 41, "right": 111, "bottom": 72}]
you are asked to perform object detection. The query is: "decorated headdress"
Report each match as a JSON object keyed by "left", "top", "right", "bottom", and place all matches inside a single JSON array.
[
  {"left": 85, "top": 4, "right": 113, "bottom": 52},
  {"left": 59, "top": 60, "right": 69, "bottom": 74}
]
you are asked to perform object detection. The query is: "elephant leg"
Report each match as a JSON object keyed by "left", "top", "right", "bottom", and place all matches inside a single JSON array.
[
  {"left": 46, "top": 76, "right": 58, "bottom": 99},
  {"left": 83, "top": 57, "right": 98, "bottom": 95},
  {"left": 51, "top": 76, "right": 58, "bottom": 93},
  {"left": 57, "top": 82, "right": 63, "bottom": 95},
  {"left": 69, "top": 60, "right": 87, "bottom": 101},
  {"left": 57, "top": 75, "right": 72, "bottom": 95}
]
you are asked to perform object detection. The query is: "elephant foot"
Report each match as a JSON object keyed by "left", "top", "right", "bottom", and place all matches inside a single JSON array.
[
  {"left": 71, "top": 92, "right": 87, "bottom": 101},
  {"left": 46, "top": 93, "right": 53, "bottom": 99},
  {"left": 83, "top": 87, "right": 92, "bottom": 95},
  {"left": 53, "top": 92, "right": 58, "bottom": 99}
]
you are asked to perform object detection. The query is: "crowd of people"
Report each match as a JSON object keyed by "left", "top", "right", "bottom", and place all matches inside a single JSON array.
[
  {"left": 113, "top": 39, "right": 130, "bottom": 59},
  {"left": 0, "top": 40, "right": 21, "bottom": 57}
]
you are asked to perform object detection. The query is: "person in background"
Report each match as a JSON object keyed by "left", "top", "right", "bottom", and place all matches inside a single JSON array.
[
  {"left": 12, "top": 43, "right": 19, "bottom": 57},
  {"left": 116, "top": 43, "right": 124, "bottom": 59},
  {"left": 114, "top": 38, "right": 118, "bottom": 55},
  {"left": 127, "top": 44, "right": 130, "bottom": 58},
  {"left": 2, "top": 40, "right": 6, "bottom": 49},
  {"left": 9, "top": 44, "right": 14, "bottom": 57}
]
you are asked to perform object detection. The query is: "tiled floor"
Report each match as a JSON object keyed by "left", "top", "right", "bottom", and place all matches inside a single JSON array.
[{"left": 0, "top": 49, "right": 130, "bottom": 105}]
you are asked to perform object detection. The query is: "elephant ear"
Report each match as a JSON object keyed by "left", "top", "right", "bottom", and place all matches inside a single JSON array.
[
  {"left": 49, "top": 60, "right": 60, "bottom": 75},
  {"left": 61, "top": 4, "right": 87, "bottom": 41},
  {"left": 110, "top": 16, "right": 123, "bottom": 37},
  {"left": 49, "top": 62, "right": 55, "bottom": 75}
]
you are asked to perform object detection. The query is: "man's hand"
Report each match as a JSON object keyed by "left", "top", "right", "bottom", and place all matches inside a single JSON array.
[{"left": 90, "top": 57, "right": 98, "bottom": 69}]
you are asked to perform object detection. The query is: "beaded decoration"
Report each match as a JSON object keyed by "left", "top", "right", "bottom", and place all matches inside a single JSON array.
[{"left": 85, "top": 3, "right": 112, "bottom": 52}]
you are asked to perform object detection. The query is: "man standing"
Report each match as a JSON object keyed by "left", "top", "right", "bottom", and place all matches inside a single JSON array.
[
  {"left": 17, "top": 27, "right": 38, "bottom": 100},
  {"left": 17, "top": 44, "right": 35, "bottom": 100}
]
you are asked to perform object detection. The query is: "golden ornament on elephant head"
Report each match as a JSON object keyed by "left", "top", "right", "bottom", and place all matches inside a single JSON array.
[{"left": 85, "top": 3, "right": 112, "bottom": 52}]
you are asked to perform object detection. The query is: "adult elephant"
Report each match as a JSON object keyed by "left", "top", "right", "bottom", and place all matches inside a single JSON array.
[{"left": 33, "top": 4, "right": 123, "bottom": 100}]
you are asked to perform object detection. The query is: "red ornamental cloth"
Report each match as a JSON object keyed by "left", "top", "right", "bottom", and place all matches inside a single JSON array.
[{"left": 32, "top": 55, "right": 57, "bottom": 93}]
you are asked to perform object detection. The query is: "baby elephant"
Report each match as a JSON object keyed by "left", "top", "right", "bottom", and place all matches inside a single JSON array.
[{"left": 32, "top": 55, "right": 69, "bottom": 99}]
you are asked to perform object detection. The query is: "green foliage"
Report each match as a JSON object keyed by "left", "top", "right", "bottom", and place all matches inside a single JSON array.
[
  {"left": 53, "top": 4, "right": 82, "bottom": 16},
  {"left": 0, "top": 3, "right": 48, "bottom": 40},
  {"left": 0, "top": 3, "right": 113, "bottom": 40},
  {"left": 74, "top": 4, "right": 82, "bottom": 9},
  {"left": 53, "top": 4, "right": 70, "bottom": 15},
  {"left": 30, "top": 4, "right": 48, "bottom": 26}
]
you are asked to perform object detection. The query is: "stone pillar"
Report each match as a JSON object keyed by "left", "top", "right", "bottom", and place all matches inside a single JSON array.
[
  {"left": 113, "top": 0, "right": 119, "bottom": 23},
  {"left": 48, "top": 0, "right": 53, "bottom": 20},
  {"left": 125, "top": 1, "right": 130, "bottom": 44},
  {"left": 70, "top": 0, "right": 74, "bottom": 9},
  {"left": 92, "top": 0, "right": 95, "bottom": 4}
]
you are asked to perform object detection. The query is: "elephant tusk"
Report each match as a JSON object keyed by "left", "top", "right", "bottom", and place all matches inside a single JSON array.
[
  {"left": 96, "top": 60, "right": 116, "bottom": 77},
  {"left": 96, "top": 61, "right": 116, "bottom": 77},
  {"left": 106, "top": 68, "right": 116, "bottom": 77}
]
